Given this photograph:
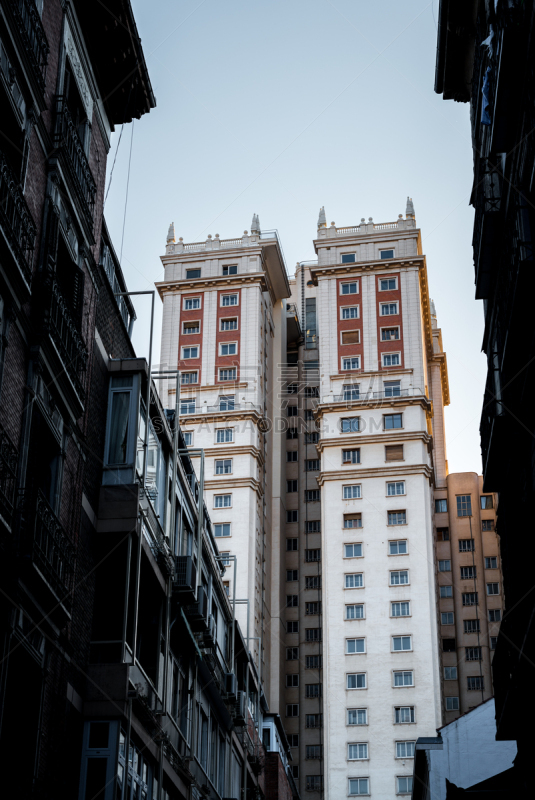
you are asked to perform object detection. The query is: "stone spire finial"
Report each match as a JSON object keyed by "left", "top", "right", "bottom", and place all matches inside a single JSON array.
[
  {"left": 166, "top": 222, "right": 176, "bottom": 243},
  {"left": 251, "top": 213, "right": 261, "bottom": 234},
  {"left": 430, "top": 299, "right": 437, "bottom": 318},
  {"left": 317, "top": 206, "right": 327, "bottom": 229},
  {"left": 406, "top": 197, "right": 415, "bottom": 219}
]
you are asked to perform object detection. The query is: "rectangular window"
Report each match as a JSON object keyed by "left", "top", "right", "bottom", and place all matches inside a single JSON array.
[
  {"left": 306, "top": 520, "right": 321, "bottom": 533},
  {"left": 457, "top": 495, "right": 472, "bottom": 517},
  {"left": 186, "top": 268, "right": 201, "bottom": 279},
  {"left": 181, "top": 371, "right": 198, "bottom": 384},
  {"left": 446, "top": 697, "right": 459, "bottom": 711},
  {"left": 382, "top": 327, "right": 400, "bottom": 341},
  {"left": 304, "top": 409, "right": 314, "bottom": 420},
  {"left": 305, "top": 386, "right": 319, "bottom": 397},
  {"left": 184, "top": 297, "right": 200, "bottom": 310},
  {"left": 219, "top": 368, "right": 237, "bottom": 381},
  {"left": 435, "top": 499, "right": 448, "bottom": 513},
  {"left": 348, "top": 778, "right": 370, "bottom": 796},
  {"left": 485, "top": 556, "right": 498, "bottom": 569},
  {"left": 390, "top": 570, "right": 409, "bottom": 586},
  {"left": 214, "top": 494, "right": 232, "bottom": 508},
  {"left": 462, "top": 592, "right": 478, "bottom": 606},
  {"left": 342, "top": 306, "right": 360, "bottom": 319},
  {"left": 182, "top": 346, "right": 199, "bottom": 359},
  {"left": 464, "top": 619, "right": 480, "bottom": 633},
  {"left": 444, "top": 666, "right": 457, "bottom": 680},
  {"left": 305, "top": 684, "right": 322, "bottom": 699},
  {"left": 286, "top": 648, "right": 299, "bottom": 661},
  {"left": 382, "top": 352, "right": 401, "bottom": 367},
  {"left": 465, "top": 647, "right": 482, "bottom": 661},
  {"left": 218, "top": 395, "right": 234, "bottom": 411},
  {"left": 348, "top": 743, "right": 368, "bottom": 760},
  {"left": 443, "top": 639, "right": 456, "bottom": 655},
  {"left": 342, "top": 357, "right": 361, "bottom": 371},
  {"left": 396, "top": 741, "right": 415, "bottom": 759},
  {"left": 305, "top": 549, "right": 321, "bottom": 562},
  {"left": 341, "top": 281, "right": 358, "bottom": 294},
  {"left": 379, "top": 277, "right": 397, "bottom": 290},
  {"left": 480, "top": 495, "right": 493, "bottom": 509},
  {"left": 107, "top": 388, "right": 132, "bottom": 464},
  {"left": 344, "top": 485, "right": 362, "bottom": 499},
  {"left": 344, "top": 513, "right": 362, "bottom": 529},
  {"left": 286, "top": 674, "right": 299, "bottom": 687},
  {"left": 287, "top": 621, "right": 299, "bottom": 633},
  {"left": 219, "top": 342, "right": 237, "bottom": 356},
  {"left": 286, "top": 510, "right": 298, "bottom": 523},
  {"left": 391, "top": 602, "right": 410, "bottom": 617},
  {"left": 460, "top": 566, "right": 476, "bottom": 579},
  {"left": 306, "top": 714, "right": 323, "bottom": 729},
  {"left": 489, "top": 609, "right": 501, "bottom": 622},
  {"left": 305, "top": 629, "right": 322, "bottom": 642},
  {"left": 438, "top": 560, "right": 451, "bottom": 572},
  {"left": 306, "top": 777, "right": 322, "bottom": 791},
  {"left": 341, "top": 417, "right": 360, "bottom": 433},
  {"left": 341, "top": 253, "right": 356, "bottom": 264},
  {"left": 286, "top": 538, "right": 298, "bottom": 551},
  {"left": 482, "top": 519, "right": 494, "bottom": 531},
  {"left": 180, "top": 399, "right": 196, "bottom": 415},
  {"left": 342, "top": 384, "right": 360, "bottom": 400},
  {"left": 441, "top": 612, "right": 454, "bottom": 625},
  {"left": 388, "top": 511, "right": 407, "bottom": 526},
  {"left": 392, "top": 636, "right": 412, "bottom": 652},
  {"left": 287, "top": 451, "right": 298, "bottom": 462},
  {"left": 183, "top": 321, "right": 200, "bottom": 334},
  {"left": 215, "top": 459, "right": 232, "bottom": 475},
  {"left": 437, "top": 528, "right": 450, "bottom": 541},
  {"left": 214, "top": 523, "right": 231, "bottom": 538},
  {"left": 397, "top": 776, "right": 413, "bottom": 795},
  {"left": 286, "top": 480, "right": 298, "bottom": 493},
  {"left": 305, "top": 656, "right": 322, "bottom": 669},
  {"left": 306, "top": 459, "right": 320, "bottom": 471},
  {"left": 342, "top": 449, "right": 361, "bottom": 464},
  {"left": 305, "top": 490, "right": 320, "bottom": 502},
  {"left": 487, "top": 583, "right": 500, "bottom": 595},
  {"left": 440, "top": 585, "right": 453, "bottom": 598},
  {"left": 221, "top": 294, "right": 238, "bottom": 306},
  {"left": 389, "top": 540, "right": 408, "bottom": 555},
  {"left": 222, "top": 264, "right": 237, "bottom": 275},
  {"left": 341, "top": 330, "right": 361, "bottom": 345},
  {"left": 345, "top": 573, "right": 364, "bottom": 589},
  {"left": 395, "top": 707, "right": 415, "bottom": 723},
  {"left": 386, "top": 444, "right": 404, "bottom": 461},
  {"left": 305, "top": 745, "right": 322, "bottom": 760},
  {"left": 306, "top": 602, "right": 321, "bottom": 616},
  {"left": 387, "top": 481, "right": 406, "bottom": 496},
  {"left": 347, "top": 673, "right": 366, "bottom": 688},
  {"left": 394, "top": 671, "right": 414, "bottom": 687},
  {"left": 381, "top": 302, "right": 398, "bottom": 315},
  {"left": 346, "top": 604, "right": 364, "bottom": 620},
  {"left": 305, "top": 432, "right": 319, "bottom": 444},
  {"left": 459, "top": 539, "right": 474, "bottom": 552},
  {"left": 380, "top": 250, "right": 395, "bottom": 261},
  {"left": 286, "top": 704, "right": 299, "bottom": 716},
  {"left": 286, "top": 570, "right": 298, "bottom": 582},
  {"left": 346, "top": 637, "right": 365, "bottom": 653},
  {"left": 287, "top": 405, "right": 298, "bottom": 417},
  {"left": 183, "top": 431, "right": 193, "bottom": 446},
  {"left": 345, "top": 543, "right": 363, "bottom": 558},
  {"left": 348, "top": 708, "right": 367, "bottom": 726},
  {"left": 305, "top": 576, "right": 321, "bottom": 590},
  {"left": 286, "top": 595, "right": 299, "bottom": 607},
  {"left": 384, "top": 413, "right": 403, "bottom": 429},
  {"left": 287, "top": 734, "right": 299, "bottom": 748},
  {"left": 490, "top": 636, "right": 498, "bottom": 650},
  {"left": 220, "top": 317, "right": 238, "bottom": 331},
  {"left": 216, "top": 428, "right": 233, "bottom": 442},
  {"left": 467, "top": 676, "right": 484, "bottom": 691}
]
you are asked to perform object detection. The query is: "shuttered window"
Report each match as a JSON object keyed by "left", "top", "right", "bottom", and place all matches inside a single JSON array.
[
  {"left": 385, "top": 444, "right": 404, "bottom": 462},
  {"left": 341, "top": 330, "right": 360, "bottom": 345}
]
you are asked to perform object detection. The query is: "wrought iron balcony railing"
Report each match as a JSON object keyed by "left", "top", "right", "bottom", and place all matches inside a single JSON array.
[
  {"left": 49, "top": 278, "right": 88, "bottom": 399},
  {"left": 0, "top": 148, "right": 35, "bottom": 287},
  {"left": 16, "top": 488, "right": 75, "bottom": 605},
  {"left": 54, "top": 96, "right": 96, "bottom": 224},
  {"left": 0, "top": 421, "right": 18, "bottom": 527},
  {"left": 9, "top": 0, "right": 49, "bottom": 92}
]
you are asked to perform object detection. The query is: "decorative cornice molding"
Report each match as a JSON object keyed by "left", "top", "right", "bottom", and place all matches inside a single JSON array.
[
  {"left": 155, "top": 272, "right": 267, "bottom": 299},
  {"left": 316, "top": 429, "right": 431, "bottom": 452},
  {"left": 317, "top": 462, "right": 433, "bottom": 485},
  {"left": 315, "top": 395, "right": 431, "bottom": 420},
  {"left": 309, "top": 256, "right": 424, "bottom": 283},
  {"left": 194, "top": 445, "right": 264, "bottom": 466},
  {"left": 205, "top": 476, "right": 263, "bottom": 497}
]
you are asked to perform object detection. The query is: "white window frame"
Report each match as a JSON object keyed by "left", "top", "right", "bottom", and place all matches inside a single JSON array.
[
  {"left": 346, "top": 604, "right": 365, "bottom": 621},
  {"left": 396, "top": 776, "right": 413, "bottom": 796},
  {"left": 343, "top": 485, "right": 362, "bottom": 500},
  {"left": 444, "top": 666, "right": 458, "bottom": 680},
  {"left": 222, "top": 264, "right": 238, "bottom": 276},
  {"left": 382, "top": 351, "right": 401, "bottom": 367},
  {"left": 340, "top": 280, "right": 359, "bottom": 295},
  {"left": 344, "top": 543, "right": 363, "bottom": 559},
  {"left": 181, "top": 371, "right": 198, "bottom": 385},
  {"left": 346, "top": 672, "right": 367, "bottom": 689},
  {"left": 386, "top": 481, "right": 406, "bottom": 496},
  {"left": 182, "top": 320, "right": 201, "bottom": 334},
  {"left": 393, "top": 670, "right": 414, "bottom": 688},
  {"left": 392, "top": 635, "right": 413, "bottom": 653},
  {"left": 214, "top": 494, "right": 232, "bottom": 509},
  {"left": 180, "top": 398, "right": 196, "bottom": 415},
  {"left": 214, "top": 458, "right": 233, "bottom": 475},
  {"left": 345, "top": 573, "right": 364, "bottom": 589},
  {"left": 445, "top": 697, "right": 459, "bottom": 711},
  {"left": 341, "top": 417, "right": 360, "bottom": 433},
  {"left": 219, "top": 368, "right": 237, "bottom": 382},
  {"left": 340, "top": 305, "right": 360, "bottom": 320},
  {"left": 347, "top": 708, "right": 368, "bottom": 726},
  {"left": 342, "top": 356, "right": 361, "bottom": 371},
  {"left": 395, "top": 741, "right": 416, "bottom": 759},
  {"left": 214, "top": 523, "right": 231, "bottom": 538},
  {"left": 219, "top": 341, "right": 238, "bottom": 356},
  {"left": 378, "top": 274, "right": 398, "bottom": 289},
  {"left": 340, "top": 329, "right": 361, "bottom": 345},
  {"left": 220, "top": 317, "right": 238, "bottom": 331},
  {"left": 391, "top": 601, "right": 411, "bottom": 618},
  {"left": 183, "top": 431, "right": 193, "bottom": 446},
  {"left": 380, "top": 301, "right": 399, "bottom": 316},
  {"left": 215, "top": 428, "right": 234, "bottom": 443},
  {"left": 220, "top": 293, "right": 239, "bottom": 307},
  {"left": 340, "top": 252, "right": 356, "bottom": 264},
  {"left": 394, "top": 706, "right": 416, "bottom": 724},
  {"left": 183, "top": 296, "right": 201, "bottom": 310},
  {"left": 380, "top": 325, "right": 401, "bottom": 341},
  {"left": 347, "top": 742, "right": 369, "bottom": 761},
  {"left": 389, "top": 540, "right": 408, "bottom": 556},
  {"left": 181, "top": 346, "right": 199, "bottom": 359},
  {"left": 348, "top": 777, "right": 370, "bottom": 797},
  {"left": 390, "top": 570, "right": 410, "bottom": 586}
]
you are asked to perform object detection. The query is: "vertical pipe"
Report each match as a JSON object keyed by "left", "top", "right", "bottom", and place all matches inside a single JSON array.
[{"left": 196, "top": 451, "right": 204, "bottom": 595}]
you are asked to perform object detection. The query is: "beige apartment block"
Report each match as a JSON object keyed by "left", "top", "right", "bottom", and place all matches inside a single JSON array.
[{"left": 434, "top": 473, "right": 502, "bottom": 723}]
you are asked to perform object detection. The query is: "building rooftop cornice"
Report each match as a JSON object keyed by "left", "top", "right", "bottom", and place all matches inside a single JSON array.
[
  {"left": 155, "top": 272, "right": 268, "bottom": 300},
  {"left": 315, "top": 429, "right": 432, "bottom": 452},
  {"left": 317, "top": 462, "right": 433, "bottom": 485}
]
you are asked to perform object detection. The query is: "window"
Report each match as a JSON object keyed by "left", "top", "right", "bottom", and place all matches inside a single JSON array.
[
  {"left": 342, "top": 449, "right": 361, "bottom": 464},
  {"left": 444, "top": 666, "right": 457, "bottom": 680},
  {"left": 342, "top": 384, "right": 360, "bottom": 401},
  {"left": 220, "top": 551, "right": 230, "bottom": 567},
  {"left": 220, "top": 317, "right": 238, "bottom": 331},
  {"left": 183, "top": 431, "right": 193, "bottom": 446},
  {"left": 287, "top": 621, "right": 299, "bottom": 633},
  {"left": 394, "top": 671, "right": 414, "bottom": 687},
  {"left": 305, "top": 432, "right": 319, "bottom": 444},
  {"left": 344, "top": 513, "right": 362, "bottom": 529},
  {"left": 482, "top": 519, "right": 494, "bottom": 531},
  {"left": 221, "top": 294, "right": 238, "bottom": 306},
  {"left": 391, "top": 602, "right": 410, "bottom": 617},
  {"left": 440, "top": 585, "right": 453, "bottom": 598},
  {"left": 181, "top": 371, "right": 198, "bottom": 385},
  {"left": 384, "top": 413, "right": 403, "bottom": 429},
  {"left": 384, "top": 380, "right": 401, "bottom": 398},
  {"left": 347, "top": 637, "right": 366, "bottom": 654},
  {"left": 346, "top": 604, "right": 364, "bottom": 620},
  {"left": 460, "top": 566, "right": 476, "bottom": 579},
  {"left": 348, "top": 743, "right": 368, "bottom": 760},
  {"left": 480, "top": 495, "right": 494, "bottom": 509},
  {"left": 219, "top": 368, "right": 236, "bottom": 381},
  {"left": 306, "top": 459, "right": 320, "bottom": 471},
  {"left": 286, "top": 570, "right": 298, "bottom": 582},
  {"left": 438, "top": 560, "right": 451, "bottom": 572},
  {"left": 395, "top": 707, "right": 415, "bottom": 723},
  {"left": 341, "top": 253, "right": 356, "bottom": 264},
  {"left": 222, "top": 264, "right": 237, "bottom": 275},
  {"left": 459, "top": 539, "right": 474, "bottom": 552},
  {"left": 386, "top": 444, "right": 404, "bottom": 461},
  {"left": 348, "top": 778, "right": 370, "bottom": 796},
  {"left": 392, "top": 636, "right": 412, "bottom": 652},
  {"left": 305, "top": 549, "right": 321, "bottom": 562},
  {"left": 287, "top": 405, "right": 298, "bottom": 417},
  {"left": 341, "top": 330, "right": 361, "bottom": 345},
  {"left": 306, "top": 602, "right": 321, "bottom": 615},
  {"left": 306, "top": 521, "right": 321, "bottom": 533},
  {"left": 304, "top": 386, "right": 319, "bottom": 397},
  {"left": 305, "top": 576, "right": 321, "bottom": 589},
  {"left": 342, "top": 306, "right": 360, "bottom": 319},
  {"left": 467, "top": 676, "right": 484, "bottom": 691},
  {"left": 388, "top": 511, "right": 407, "bottom": 526},
  {"left": 215, "top": 459, "right": 232, "bottom": 475},
  {"left": 286, "top": 480, "right": 298, "bottom": 493},
  {"left": 462, "top": 592, "right": 478, "bottom": 606},
  {"left": 186, "top": 268, "right": 201, "bottom": 279},
  {"left": 306, "top": 776, "right": 322, "bottom": 791},
  {"left": 286, "top": 674, "right": 299, "bottom": 687},
  {"left": 396, "top": 741, "right": 415, "bottom": 759},
  {"left": 487, "top": 583, "right": 500, "bottom": 595},
  {"left": 382, "top": 327, "right": 400, "bottom": 341},
  {"left": 389, "top": 540, "right": 408, "bottom": 555},
  {"left": 441, "top": 612, "right": 454, "bottom": 625},
  {"left": 183, "top": 321, "right": 200, "bottom": 334},
  {"left": 446, "top": 697, "right": 459, "bottom": 711},
  {"left": 380, "top": 250, "right": 395, "bottom": 261},
  {"left": 382, "top": 352, "right": 401, "bottom": 367},
  {"left": 442, "top": 639, "right": 456, "bottom": 652},
  {"left": 286, "top": 595, "right": 299, "bottom": 607},
  {"left": 184, "top": 297, "right": 200, "bottom": 310},
  {"left": 435, "top": 499, "right": 448, "bottom": 513},
  {"left": 457, "top": 495, "right": 472, "bottom": 517},
  {"left": 286, "top": 538, "right": 298, "bottom": 551},
  {"left": 387, "top": 481, "right": 406, "bottom": 496},
  {"left": 347, "top": 673, "right": 366, "bottom": 688},
  {"left": 341, "top": 417, "right": 360, "bottom": 433},
  {"left": 216, "top": 428, "right": 233, "bottom": 443},
  {"left": 182, "top": 346, "right": 198, "bottom": 359},
  {"left": 304, "top": 409, "right": 314, "bottom": 420},
  {"left": 489, "top": 609, "right": 501, "bottom": 622},
  {"left": 485, "top": 556, "right": 498, "bottom": 569},
  {"left": 219, "top": 342, "right": 237, "bottom": 356},
  {"left": 305, "top": 656, "right": 322, "bottom": 669},
  {"left": 305, "top": 489, "right": 320, "bottom": 502},
  {"left": 397, "top": 776, "right": 413, "bottom": 795},
  {"left": 286, "top": 704, "right": 299, "bottom": 716},
  {"left": 287, "top": 451, "right": 298, "bottom": 462},
  {"left": 345, "top": 543, "right": 363, "bottom": 558},
  {"left": 344, "top": 485, "right": 362, "bottom": 499},
  {"left": 305, "top": 684, "right": 322, "bottom": 698},
  {"left": 305, "top": 629, "right": 322, "bottom": 642},
  {"left": 390, "top": 570, "right": 409, "bottom": 586},
  {"left": 464, "top": 620, "right": 480, "bottom": 634},
  {"left": 214, "top": 523, "right": 231, "bottom": 538},
  {"left": 346, "top": 573, "right": 364, "bottom": 589},
  {"left": 218, "top": 395, "right": 235, "bottom": 411},
  {"left": 305, "top": 745, "right": 322, "bottom": 759},
  {"left": 466, "top": 647, "right": 482, "bottom": 661},
  {"left": 214, "top": 494, "right": 231, "bottom": 508},
  {"left": 286, "top": 510, "right": 298, "bottom": 523},
  {"left": 286, "top": 649, "right": 299, "bottom": 661},
  {"left": 180, "top": 399, "right": 196, "bottom": 415},
  {"left": 490, "top": 636, "right": 498, "bottom": 650},
  {"left": 287, "top": 734, "right": 299, "bottom": 748},
  {"left": 381, "top": 302, "right": 398, "bottom": 315},
  {"left": 341, "top": 281, "right": 358, "bottom": 294},
  {"left": 306, "top": 714, "right": 323, "bottom": 728},
  {"left": 342, "top": 357, "right": 361, "bottom": 370},
  {"left": 348, "top": 708, "right": 367, "bottom": 726}
]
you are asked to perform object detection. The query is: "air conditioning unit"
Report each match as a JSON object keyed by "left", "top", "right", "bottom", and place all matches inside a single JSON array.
[
  {"left": 174, "top": 556, "right": 197, "bottom": 600},
  {"left": 234, "top": 690, "right": 247, "bottom": 726},
  {"left": 225, "top": 672, "right": 237, "bottom": 700},
  {"left": 185, "top": 586, "right": 209, "bottom": 631}
]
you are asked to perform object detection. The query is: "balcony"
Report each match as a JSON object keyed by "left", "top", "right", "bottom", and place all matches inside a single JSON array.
[
  {"left": 0, "top": 148, "right": 35, "bottom": 290},
  {"left": 8, "top": 0, "right": 49, "bottom": 93},
  {"left": 15, "top": 489, "right": 74, "bottom": 620},
  {"left": 0, "top": 421, "right": 18, "bottom": 529},
  {"left": 48, "top": 278, "right": 88, "bottom": 402},
  {"left": 332, "top": 388, "right": 425, "bottom": 403},
  {"left": 473, "top": 160, "right": 503, "bottom": 300},
  {"left": 54, "top": 96, "right": 96, "bottom": 226}
]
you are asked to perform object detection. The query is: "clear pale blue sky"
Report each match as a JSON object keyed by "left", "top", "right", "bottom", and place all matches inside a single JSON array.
[{"left": 103, "top": 0, "right": 485, "bottom": 475}]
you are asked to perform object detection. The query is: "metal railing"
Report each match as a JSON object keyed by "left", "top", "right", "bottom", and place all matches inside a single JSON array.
[
  {"left": 100, "top": 242, "right": 135, "bottom": 333},
  {"left": 49, "top": 279, "right": 88, "bottom": 399},
  {"left": 9, "top": 0, "right": 49, "bottom": 92},
  {"left": 0, "top": 421, "right": 18, "bottom": 526},
  {"left": 54, "top": 96, "right": 96, "bottom": 223},
  {"left": 0, "top": 148, "right": 35, "bottom": 286},
  {"left": 332, "top": 388, "right": 423, "bottom": 402}
]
